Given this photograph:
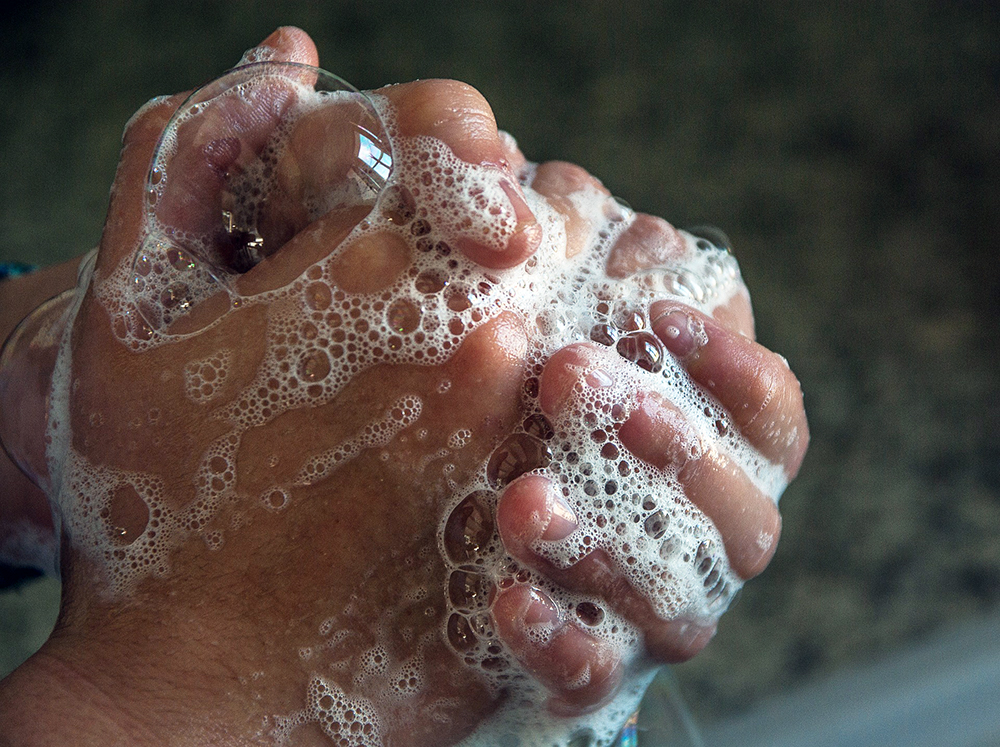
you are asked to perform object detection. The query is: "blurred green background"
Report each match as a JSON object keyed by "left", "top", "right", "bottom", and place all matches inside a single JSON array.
[{"left": 1, "top": 0, "right": 998, "bottom": 728}]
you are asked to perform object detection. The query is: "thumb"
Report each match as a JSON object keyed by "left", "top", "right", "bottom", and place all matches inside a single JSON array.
[{"left": 94, "top": 27, "right": 321, "bottom": 281}]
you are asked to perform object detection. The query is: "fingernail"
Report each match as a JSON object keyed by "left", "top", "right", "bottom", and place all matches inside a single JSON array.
[
  {"left": 542, "top": 492, "right": 578, "bottom": 541},
  {"left": 523, "top": 589, "right": 560, "bottom": 626},
  {"left": 499, "top": 179, "right": 540, "bottom": 239},
  {"left": 652, "top": 309, "right": 706, "bottom": 359},
  {"left": 585, "top": 368, "right": 614, "bottom": 388},
  {"left": 458, "top": 179, "right": 540, "bottom": 267},
  {"left": 512, "top": 219, "right": 543, "bottom": 253}
]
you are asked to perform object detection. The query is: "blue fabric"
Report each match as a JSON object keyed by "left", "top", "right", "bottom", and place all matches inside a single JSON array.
[{"left": 0, "top": 262, "right": 38, "bottom": 282}]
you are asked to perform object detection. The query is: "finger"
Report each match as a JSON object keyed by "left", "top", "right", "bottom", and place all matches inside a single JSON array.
[
  {"left": 235, "top": 310, "right": 529, "bottom": 495},
  {"left": 604, "top": 213, "right": 756, "bottom": 337},
  {"left": 151, "top": 64, "right": 319, "bottom": 268},
  {"left": 709, "top": 289, "right": 756, "bottom": 340},
  {"left": 498, "top": 130, "right": 529, "bottom": 180},
  {"left": 496, "top": 474, "right": 717, "bottom": 663},
  {"left": 95, "top": 27, "right": 321, "bottom": 278},
  {"left": 237, "top": 25, "right": 319, "bottom": 68},
  {"left": 604, "top": 213, "right": 686, "bottom": 279},
  {"left": 194, "top": 26, "right": 320, "bottom": 254},
  {"left": 536, "top": 342, "right": 617, "bottom": 418},
  {"left": 376, "top": 80, "right": 541, "bottom": 269},
  {"left": 649, "top": 303, "right": 809, "bottom": 476},
  {"left": 95, "top": 93, "right": 188, "bottom": 277},
  {"left": 530, "top": 161, "right": 611, "bottom": 259},
  {"left": 492, "top": 584, "right": 624, "bottom": 714},
  {"left": 537, "top": 342, "right": 781, "bottom": 580},
  {"left": 617, "top": 391, "right": 783, "bottom": 579}
]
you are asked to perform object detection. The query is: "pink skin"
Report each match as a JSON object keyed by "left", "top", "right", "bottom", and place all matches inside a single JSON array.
[
  {"left": 382, "top": 79, "right": 542, "bottom": 269},
  {"left": 148, "top": 32, "right": 540, "bottom": 274},
  {"left": 0, "top": 27, "right": 576, "bottom": 745},
  {"left": 0, "top": 260, "right": 83, "bottom": 568},
  {"left": 0, "top": 26, "right": 809, "bottom": 745}
]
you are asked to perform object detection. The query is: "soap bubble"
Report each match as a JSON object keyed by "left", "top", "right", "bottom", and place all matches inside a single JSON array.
[
  {"left": 686, "top": 224, "right": 733, "bottom": 253},
  {"left": 132, "top": 61, "right": 392, "bottom": 334}
]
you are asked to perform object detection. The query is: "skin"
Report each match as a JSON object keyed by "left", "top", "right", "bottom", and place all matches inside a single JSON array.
[
  {"left": 0, "top": 260, "right": 81, "bottom": 574},
  {"left": 0, "top": 26, "right": 807, "bottom": 747}
]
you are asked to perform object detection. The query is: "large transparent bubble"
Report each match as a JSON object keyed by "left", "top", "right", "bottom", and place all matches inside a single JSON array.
[{"left": 131, "top": 62, "right": 392, "bottom": 333}]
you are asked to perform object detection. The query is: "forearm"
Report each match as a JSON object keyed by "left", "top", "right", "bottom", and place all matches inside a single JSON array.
[{"left": 0, "top": 257, "right": 81, "bottom": 569}]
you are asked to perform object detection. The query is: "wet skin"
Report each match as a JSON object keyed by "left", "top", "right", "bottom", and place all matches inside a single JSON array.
[{"left": 0, "top": 26, "right": 807, "bottom": 747}]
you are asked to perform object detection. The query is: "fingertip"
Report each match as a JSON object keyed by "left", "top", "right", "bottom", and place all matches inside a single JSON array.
[
  {"left": 451, "top": 172, "right": 541, "bottom": 270},
  {"left": 729, "top": 505, "right": 782, "bottom": 581},
  {"left": 616, "top": 389, "right": 782, "bottom": 580},
  {"left": 499, "top": 177, "right": 543, "bottom": 265},
  {"left": 497, "top": 475, "right": 578, "bottom": 562},
  {"left": 493, "top": 585, "right": 560, "bottom": 633},
  {"left": 643, "top": 618, "right": 717, "bottom": 664},
  {"left": 497, "top": 475, "right": 546, "bottom": 557},
  {"left": 121, "top": 93, "right": 185, "bottom": 151},
  {"left": 649, "top": 304, "right": 708, "bottom": 361},
  {"left": 243, "top": 26, "right": 319, "bottom": 67},
  {"left": 679, "top": 450, "right": 783, "bottom": 581},
  {"left": 531, "top": 161, "right": 608, "bottom": 199},
  {"left": 711, "top": 289, "right": 756, "bottom": 340},
  {"left": 538, "top": 343, "right": 616, "bottom": 418},
  {"left": 544, "top": 625, "right": 624, "bottom": 715},
  {"left": 377, "top": 79, "right": 540, "bottom": 269},
  {"left": 605, "top": 213, "right": 686, "bottom": 279},
  {"left": 381, "top": 79, "right": 499, "bottom": 162},
  {"left": 452, "top": 310, "right": 528, "bottom": 377},
  {"left": 493, "top": 586, "right": 623, "bottom": 715},
  {"left": 492, "top": 586, "right": 562, "bottom": 670},
  {"left": 530, "top": 161, "right": 610, "bottom": 260},
  {"left": 454, "top": 217, "right": 540, "bottom": 270}
]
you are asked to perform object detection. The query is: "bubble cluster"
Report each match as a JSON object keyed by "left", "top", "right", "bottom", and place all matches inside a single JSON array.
[
  {"left": 183, "top": 349, "right": 232, "bottom": 404},
  {"left": 294, "top": 394, "right": 422, "bottom": 487},
  {"left": 272, "top": 676, "right": 381, "bottom": 747},
  {"left": 56, "top": 452, "right": 177, "bottom": 593},
  {"left": 45, "top": 62, "right": 784, "bottom": 747}
]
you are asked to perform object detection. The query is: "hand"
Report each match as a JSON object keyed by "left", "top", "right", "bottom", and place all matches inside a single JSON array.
[
  {"left": 488, "top": 158, "right": 808, "bottom": 714},
  {"left": 0, "top": 28, "right": 547, "bottom": 747},
  {"left": 0, "top": 25, "right": 809, "bottom": 747}
]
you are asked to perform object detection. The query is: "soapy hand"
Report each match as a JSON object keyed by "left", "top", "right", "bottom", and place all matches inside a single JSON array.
[
  {"left": 469, "top": 150, "right": 808, "bottom": 717},
  {"left": 0, "top": 26, "right": 808, "bottom": 747},
  {"left": 0, "top": 28, "right": 545, "bottom": 747}
]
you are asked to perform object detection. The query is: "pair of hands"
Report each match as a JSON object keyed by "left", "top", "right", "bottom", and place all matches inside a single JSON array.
[{"left": 0, "top": 26, "right": 807, "bottom": 747}]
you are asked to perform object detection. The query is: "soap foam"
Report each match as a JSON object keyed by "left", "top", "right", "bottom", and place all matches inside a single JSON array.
[{"left": 44, "top": 71, "right": 786, "bottom": 747}]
